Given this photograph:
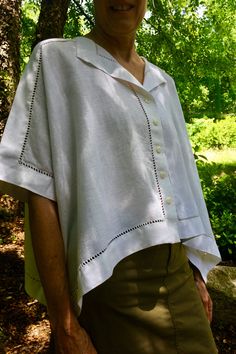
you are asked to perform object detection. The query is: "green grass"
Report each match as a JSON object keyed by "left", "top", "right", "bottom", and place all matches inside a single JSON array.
[{"left": 202, "top": 149, "right": 236, "bottom": 165}]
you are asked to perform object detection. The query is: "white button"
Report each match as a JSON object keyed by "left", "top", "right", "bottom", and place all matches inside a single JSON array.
[
  {"left": 153, "top": 120, "right": 158, "bottom": 126},
  {"left": 143, "top": 96, "right": 151, "bottom": 104},
  {"left": 160, "top": 171, "right": 167, "bottom": 179},
  {"left": 166, "top": 197, "right": 173, "bottom": 205},
  {"left": 155, "top": 145, "right": 161, "bottom": 153}
]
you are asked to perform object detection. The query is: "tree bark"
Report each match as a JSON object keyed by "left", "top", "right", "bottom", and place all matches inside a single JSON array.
[
  {"left": 32, "top": 0, "right": 70, "bottom": 50},
  {"left": 0, "top": 0, "right": 21, "bottom": 133}
]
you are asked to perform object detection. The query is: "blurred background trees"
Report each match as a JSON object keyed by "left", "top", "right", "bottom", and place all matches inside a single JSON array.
[
  {"left": 0, "top": 0, "right": 235, "bottom": 123},
  {"left": 0, "top": 0, "right": 22, "bottom": 130},
  {"left": 140, "top": 0, "right": 236, "bottom": 119}
]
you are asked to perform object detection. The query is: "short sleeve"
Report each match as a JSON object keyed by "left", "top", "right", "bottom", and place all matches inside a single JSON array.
[{"left": 0, "top": 43, "right": 56, "bottom": 201}]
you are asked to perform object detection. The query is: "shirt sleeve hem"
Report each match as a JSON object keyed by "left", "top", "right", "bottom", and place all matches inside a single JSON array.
[
  {"left": 183, "top": 244, "right": 221, "bottom": 283},
  {"left": 0, "top": 160, "right": 56, "bottom": 202}
]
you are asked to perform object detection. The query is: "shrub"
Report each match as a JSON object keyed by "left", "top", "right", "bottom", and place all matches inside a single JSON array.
[
  {"left": 197, "top": 161, "right": 236, "bottom": 260},
  {"left": 187, "top": 115, "right": 236, "bottom": 150}
]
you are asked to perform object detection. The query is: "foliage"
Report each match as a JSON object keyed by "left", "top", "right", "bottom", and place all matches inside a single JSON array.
[
  {"left": 137, "top": 0, "right": 236, "bottom": 118},
  {"left": 20, "top": 0, "right": 40, "bottom": 71},
  {"left": 63, "top": 1, "right": 93, "bottom": 39},
  {"left": 63, "top": 2, "right": 84, "bottom": 39},
  {"left": 187, "top": 115, "right": 236, "bottom": 150},
  {"left": 197, "top": 161, "right": 236, "bottom": 260},
  {"left": 67, "top": 0, "right": 94, "bottom": 32},
  {"left": 19, "top": 0, "right": 93, "bottom": 71},
  {"left": 17, "top": 0, "right": 236, "bottom": 118},
  {"left": 189, "top": 117, "right": 236, "bottom": 260}
]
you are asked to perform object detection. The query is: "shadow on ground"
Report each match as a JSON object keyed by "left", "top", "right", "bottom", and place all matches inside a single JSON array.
[{"left": 0, "top": 249, "right": 51, "bottom": 353}]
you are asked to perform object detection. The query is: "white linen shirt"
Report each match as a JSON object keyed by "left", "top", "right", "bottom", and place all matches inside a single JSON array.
[{"left": 0, "top": 37, "right": 221, "bottom": 311}]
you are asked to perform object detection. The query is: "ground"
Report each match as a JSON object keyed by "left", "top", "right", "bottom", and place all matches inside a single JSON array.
[{"left": 0, "top": 201, "right": 235, "bottom": 353}]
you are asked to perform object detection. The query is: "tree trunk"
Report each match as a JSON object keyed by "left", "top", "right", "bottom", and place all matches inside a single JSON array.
[
  {"left": 32, "top": 0, "right": 70, "bottom": 50},
  {"left": 0, "top": 0, "right": 21, "bottom": 134}
]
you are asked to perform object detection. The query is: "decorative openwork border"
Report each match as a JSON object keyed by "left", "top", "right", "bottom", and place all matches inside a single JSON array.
[
  {"left": 18, "top": 46, "right": 53, "bottom": 178},
  {"left": 79, "top": 219, "right": 164, "bottom": 269},
  {"left": 133, "top": 89, "right": 165, "bottom": 217}
]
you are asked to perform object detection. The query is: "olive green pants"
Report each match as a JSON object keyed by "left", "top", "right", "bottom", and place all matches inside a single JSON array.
[{"left": 79, "top": 243, "right": 218, "bottom": 354}]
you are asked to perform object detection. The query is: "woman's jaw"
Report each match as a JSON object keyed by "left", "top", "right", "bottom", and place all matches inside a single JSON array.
[{"left": 91, "top": 0, "right": 147, "bottom": 39}]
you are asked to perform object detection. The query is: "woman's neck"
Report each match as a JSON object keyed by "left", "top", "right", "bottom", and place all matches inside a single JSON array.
[
  {"left": 86, "top": 27, "right": 145, "bottom": 85},
  {"left": 86, "top": 27, "right": 139, "bottom": 64}
]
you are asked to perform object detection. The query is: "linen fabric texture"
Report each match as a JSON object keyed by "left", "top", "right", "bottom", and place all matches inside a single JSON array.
[{"left": 0, "top": 37, "right": 221, "bottom": 311}]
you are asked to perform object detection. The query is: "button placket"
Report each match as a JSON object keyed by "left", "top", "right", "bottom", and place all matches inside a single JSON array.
[
  {"left": 148, "top": 101, "right": 176, "bottom": 211},
  {"left": 142, "top": 90, "right": 178, "bottom": 219},
  {"left": 132, "top": 87, "right": 177, "bottom": 220},
  {"left": 132, "top": 88, "right": 167, "bottom": 217},
  {"left": 137, "top": 91, "right": 160, "bottom": 130}
]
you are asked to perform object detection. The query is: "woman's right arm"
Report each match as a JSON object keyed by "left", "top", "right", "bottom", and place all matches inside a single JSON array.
[{"left": 28, "top": 192, "right": 97, "bottom": 354}]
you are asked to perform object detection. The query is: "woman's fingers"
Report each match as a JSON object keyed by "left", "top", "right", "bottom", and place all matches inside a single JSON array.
[{"left": 194, "top": 277, "right": 213, "bottom": 323}]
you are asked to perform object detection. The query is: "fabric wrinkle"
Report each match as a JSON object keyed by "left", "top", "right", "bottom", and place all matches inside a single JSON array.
[{"left": 0, "top": 36, "right": 221, "bottom": 308}]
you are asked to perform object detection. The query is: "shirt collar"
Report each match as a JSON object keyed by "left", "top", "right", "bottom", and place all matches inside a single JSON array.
[{"left": 75, "top": 37, "right": 166, "bottom": 92}]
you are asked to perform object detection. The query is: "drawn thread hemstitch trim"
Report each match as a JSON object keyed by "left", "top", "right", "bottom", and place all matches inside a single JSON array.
[
  {"left": 18, "top": 46, "right": 53, "bottom": 178},
  {"left": 96, "top": 44, "right": 116, "bottom": 63},
  {"left": 18, "top": 160, "right": 53, "bottom": 177},
  {"left": 98, "top": 53, "right": 116, "bottom": 63},
  {"left": 133, "top": 89, "right": 166, "bottom": 217},
  {"left": 79, "top": 219, "right": 164, "bottom": 269}
]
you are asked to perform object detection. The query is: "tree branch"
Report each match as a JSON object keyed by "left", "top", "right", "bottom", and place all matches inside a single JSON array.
[{"left": 72, "top": 0, "right": 94, "bottom": 27}]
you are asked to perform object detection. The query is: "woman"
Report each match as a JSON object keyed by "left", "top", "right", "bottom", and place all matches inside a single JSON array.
[{"left": 0, "top": 1, "right": 221, "bottom": 353}]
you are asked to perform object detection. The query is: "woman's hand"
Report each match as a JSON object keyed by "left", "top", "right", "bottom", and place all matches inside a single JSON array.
[
  {"left": 190, "top": 263, "right": 213, "bottom": 323},
  {"left": 53, "top": 315, "right": 97, "bottom": 354}
]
